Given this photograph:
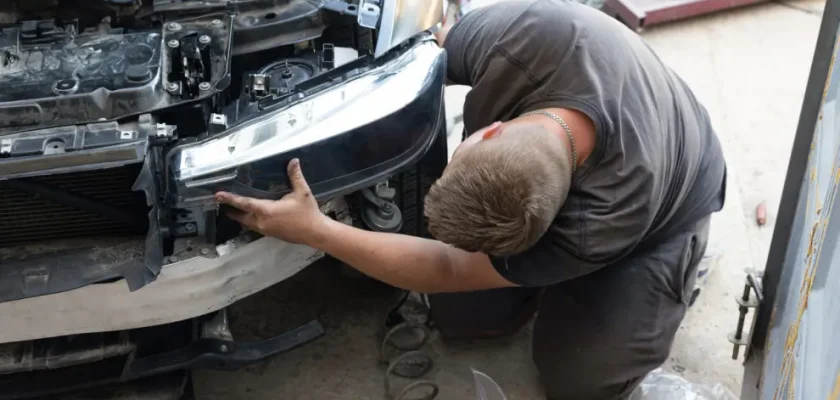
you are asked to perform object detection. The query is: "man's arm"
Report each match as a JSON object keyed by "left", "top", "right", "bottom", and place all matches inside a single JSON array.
[
  {"left": 314, "top": 218, "right": 514, "bottom": 293},
  {"left": 435, "top": 24, "right": 451, "bottom": 47},
  {"left": 435, "top": 2, "right": 530, "bottom": 87},
  {"left": 215, "top": 159, "right": 516, "bottom": 294},
  {"left": 434, "top": 24, "right": 460, "bottom": 86}
]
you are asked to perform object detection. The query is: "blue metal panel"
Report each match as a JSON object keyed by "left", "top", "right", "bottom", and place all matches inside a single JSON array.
[{"left": 742, "top": 0, "right": 840, "bottom": 397}]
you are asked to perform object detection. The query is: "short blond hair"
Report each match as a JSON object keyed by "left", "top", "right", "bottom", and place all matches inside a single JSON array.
[{"left": 424, "top": 124, "right": 570, "bottom": 257}]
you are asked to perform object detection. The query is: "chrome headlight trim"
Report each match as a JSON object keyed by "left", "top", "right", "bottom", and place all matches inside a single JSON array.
[
  {"left": 374, "top": 0, "right": 444, "bottom": 57},
  {"left": 173, "top": 39, "right": 444, "bottom": 183}
]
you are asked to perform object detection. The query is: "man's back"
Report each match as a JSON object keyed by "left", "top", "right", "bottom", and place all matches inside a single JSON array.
[{"left": 445, "top": 0, "right": 726, "bottom": 283}]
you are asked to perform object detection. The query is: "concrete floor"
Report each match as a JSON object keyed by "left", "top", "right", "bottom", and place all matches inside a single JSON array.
[
  {"left": 643, "top": 0, "right": 823, "bottom": 392},
  {"left": 194, "top": 2, "right": 825, "bottom": 398}
]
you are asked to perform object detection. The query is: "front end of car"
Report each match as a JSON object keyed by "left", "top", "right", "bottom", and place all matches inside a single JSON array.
[{"left": 0, "top": 0, "right": 446, "bottom": 397}]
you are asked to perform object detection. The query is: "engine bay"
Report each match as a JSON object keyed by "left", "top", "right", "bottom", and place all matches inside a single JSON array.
[
  {"left": 0, "top": 0, "right": 399, "bottom": 296},
  {"left": 0, "top": 0, "right": 371, "bottom": 136}
]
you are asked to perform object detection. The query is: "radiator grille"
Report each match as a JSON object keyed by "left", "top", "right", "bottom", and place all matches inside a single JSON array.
[{"left": 0, "top": 165, "right": 149, "bottom": 248}]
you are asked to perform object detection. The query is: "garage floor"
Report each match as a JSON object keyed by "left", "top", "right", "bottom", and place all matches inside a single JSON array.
[{"left": 194, "top": 1, "right": 825, "bottom": 398}]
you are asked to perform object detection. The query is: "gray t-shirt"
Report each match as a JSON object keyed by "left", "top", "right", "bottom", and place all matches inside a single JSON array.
[{"left": 445, "top": 0, "right": 726, "bottom": 286}]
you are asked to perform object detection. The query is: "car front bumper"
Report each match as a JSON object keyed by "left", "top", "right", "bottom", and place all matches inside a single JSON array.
[
  {"left": 0, "top": 37, "right": 447, "bottom": 343},
  {"left": 0, "top": 234, "right": 322, "bottom": 343}
]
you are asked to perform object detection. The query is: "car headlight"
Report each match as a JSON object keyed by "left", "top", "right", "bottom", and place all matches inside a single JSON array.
[
  {"left": 169, "top": 39, "right": 445, "bottom": 195},
  {"left": 374, "top": 0, "right": 445, "bottom": 57}
]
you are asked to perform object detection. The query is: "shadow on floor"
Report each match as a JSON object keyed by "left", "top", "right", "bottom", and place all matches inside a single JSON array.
[{"left": 193, "top": 258, "right": 542, "bottom": 400}]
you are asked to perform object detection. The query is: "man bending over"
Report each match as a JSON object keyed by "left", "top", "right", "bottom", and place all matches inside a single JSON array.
[{"left": 216, "top": 1, "right": 727, "bottom": 398}]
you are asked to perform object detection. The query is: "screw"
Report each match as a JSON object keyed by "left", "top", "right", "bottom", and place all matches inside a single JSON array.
[
  {"left": 199, "top": 82, "right": 212, "bottom": 91},
  {"left": 166, "top": 82, "right": 179, "bottom": 92},
  {"left": 167, "top": 22, "right": 182, "bottom": 31},
  {"left": 200, "top": 248, "right": 211, "bottom": 256},
  {"left": 211, "top": 19, "right": 223, "bottom": 28},
  {"left": 167, "top": 39, "right": 179, "bottom": 48},
  {"left": 199, "top": 35, "right": 211, "bottom": 44},
  {"left": 185, "top": 223, "right": 197, "bottom": 232}
]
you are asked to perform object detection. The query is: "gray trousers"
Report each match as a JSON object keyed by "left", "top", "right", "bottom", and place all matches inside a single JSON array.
[{"left": 427, "top": 217, "right": 710, "bottom": 400}]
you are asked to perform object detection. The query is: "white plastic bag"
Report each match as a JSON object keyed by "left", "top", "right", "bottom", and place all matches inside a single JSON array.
[
  {"left": 472, "top": 368, "right": 508, "bottom": 400},
  {"left": 630, "top": 368, "right": 738, "bottom": 400}
]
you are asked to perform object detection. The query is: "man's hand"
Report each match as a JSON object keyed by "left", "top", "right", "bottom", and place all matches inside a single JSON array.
[
  {"left": 216, "top": 160, "right": 516, "bottom": 294},
  {"left": 215, "top": 159, "right": 328, "bottom": 247}
]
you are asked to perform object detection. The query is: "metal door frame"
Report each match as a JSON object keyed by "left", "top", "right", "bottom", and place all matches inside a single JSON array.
[{"left": 741, "top": 0, "right": 840, "bottom": 397}]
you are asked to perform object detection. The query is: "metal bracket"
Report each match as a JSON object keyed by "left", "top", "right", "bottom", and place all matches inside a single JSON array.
[
  {"left": 323, "top": 0, "right": 380, "bottom": 28},
  {"left": 0, "top": 139, "right": 11, "bottom": 156},
  {"left": 140, "top": 114, "right": 177, "bottom": 145},
  {"left": 201, "top": 308, "right": 234, "bottom": 341},
  {"left": 208, "top": 113, "right": 228, "bottom": 134},
  {"left": 246, "top": 73, "right": 271, "bottom": 101},
  {"left": 729, "top": 273, "right": 764, "bottom": 360},
  {"left": 357, "top": 0, "right": 382, "bottom": 28},
  {"left": 323, "top": 1, "right": 360, "bottom": 16},
  {"left": 321, "top": 43, "right": 336, "bottom": 70}
]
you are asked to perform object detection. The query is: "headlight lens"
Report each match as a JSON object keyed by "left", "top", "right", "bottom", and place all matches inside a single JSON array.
[
  {"left": 172, "top": 39, "right": 444, "bottom": 184},
  {"left": 374, "top": 0, "right": 444, "bottom": 57}
]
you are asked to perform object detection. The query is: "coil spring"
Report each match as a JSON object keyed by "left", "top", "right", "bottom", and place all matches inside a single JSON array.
[{"left": 380, "top": 293, "right": 440, "bottom": 400}]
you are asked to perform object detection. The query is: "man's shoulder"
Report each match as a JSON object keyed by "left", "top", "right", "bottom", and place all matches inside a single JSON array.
[
  {"left": 453, "top": 0, "right": 537, "bottom": 44},
  {"left": 490, "top": 0, "right": 642, "bottom": 75},
  {"left": 506, "top": 0, "right": 626, "bottom": 33}
]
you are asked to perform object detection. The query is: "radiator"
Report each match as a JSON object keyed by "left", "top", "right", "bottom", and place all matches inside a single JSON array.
[{"left": 0, "top": 165, "right": 149, "bottom": 248}]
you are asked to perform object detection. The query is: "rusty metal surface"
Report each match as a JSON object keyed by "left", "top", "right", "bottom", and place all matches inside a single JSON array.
[
  {"left": 741, "top": 0, "right": 840, "bottom": 397},
  {"left": 603, "top": 0, "right": 769, "bottom": 31}
]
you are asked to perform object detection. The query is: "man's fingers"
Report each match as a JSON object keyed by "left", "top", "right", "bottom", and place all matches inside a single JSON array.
[
  {"left": 287, "top": 158, "right": 312, "bottom": 194},
  {"left": 215, "top": 191, "right": 269, "bottom": 213},
  {"left": 225, "top": 209, "right": 259, "bottom": 230}
]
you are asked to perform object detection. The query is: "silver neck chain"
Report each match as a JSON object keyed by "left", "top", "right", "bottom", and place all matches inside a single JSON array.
[{"left": 522, "top": 110, "right": 578, "bottom": 173}]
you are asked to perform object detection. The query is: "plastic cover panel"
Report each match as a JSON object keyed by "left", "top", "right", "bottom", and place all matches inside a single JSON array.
[
  {"left": 757, "top": 21, "right": 840, "bottom": 400},
  {"left": 0, "top": 31, "right": 162, "bottom": 102},
  {"left": 0, "top": 29, "right": 163, "bottom": 132},
  {"left": 0, "top": 13, "right": 233, "bottom": 135}
]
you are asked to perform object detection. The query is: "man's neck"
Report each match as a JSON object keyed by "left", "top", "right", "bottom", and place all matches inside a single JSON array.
[{"left": 528, "top": 108, "right": 597, "bottom": 170}]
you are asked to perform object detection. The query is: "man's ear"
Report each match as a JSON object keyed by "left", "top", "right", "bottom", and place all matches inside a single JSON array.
[{"left": 481, "top": 122, "right": 504, "bottom": 140}]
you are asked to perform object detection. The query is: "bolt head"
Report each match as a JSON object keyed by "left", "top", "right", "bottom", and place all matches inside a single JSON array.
[
  {"left": 211, "top": 19, "right": 223, "bottom": 27},
  {"left": 166, "top": 82, "right": 179, "bottom": 92},
  {"left": 167, "top": 39, "right": 179, "bottom": 48},
  {"left": 167, "top": 22, "right": 182, "bottom": 31},
  {"left": 199, "top": 82, "right": 212, "bottom": 91},
  {"left": 200, "top": 248, "right": 211, "bottom": 256},
  {"left": 199, "top": 35, "right": 211, "bottom": 44},
  {"left": 185, "top": 223, "right": 197, "bottom": 232},
  {"left": 219, "top": 344, "right": 229, "bottom": 352}
]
